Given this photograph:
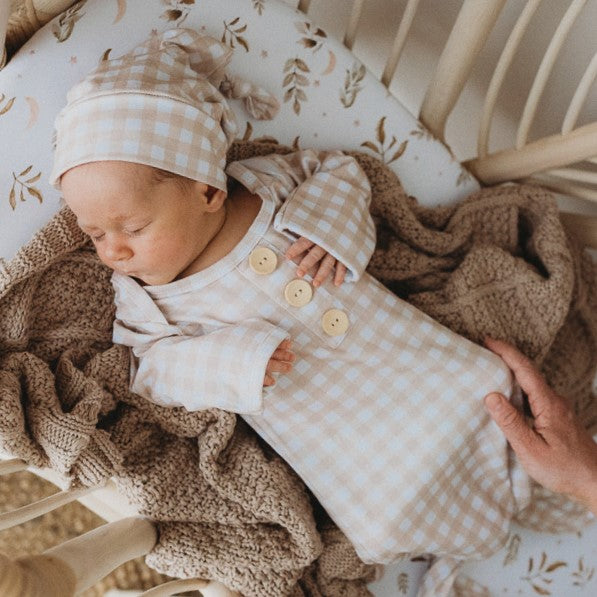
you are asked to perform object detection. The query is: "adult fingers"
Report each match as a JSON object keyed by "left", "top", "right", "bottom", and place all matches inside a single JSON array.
[
  {"left": 297, "top": 245, "right": 327, "bottom": 277},
  {"left": 484, "top": 392, "right": 543, "bottom": 457},
  {"left": 285, "top": 237, "right": 314, "bottom": 260},
  {"left": 313, "top": 253, "right": 337, "bottom": 287},
  {"left": 484, "top": 338, "right": 552, "bottom": 414}
]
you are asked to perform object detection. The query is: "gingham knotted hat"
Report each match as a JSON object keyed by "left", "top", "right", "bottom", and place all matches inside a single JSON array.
[{"left": 50, "top": 28, "right": 279, "bottom": 192}]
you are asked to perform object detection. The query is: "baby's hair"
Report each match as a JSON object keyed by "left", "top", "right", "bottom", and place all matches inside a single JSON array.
[
  {"left": 152, "top": 166, "right": 236, "bottom": 196},
  {"left": 150, "top": 167, "right": 195, "bottom": 191}
]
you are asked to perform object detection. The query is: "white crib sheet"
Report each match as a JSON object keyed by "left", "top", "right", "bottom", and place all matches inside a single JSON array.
[
  {"left": 0, "top": 1, "right": 595, "bottom": 595},
  {"left": 0, "top": 0, "right": 478, "bottom": 262}
]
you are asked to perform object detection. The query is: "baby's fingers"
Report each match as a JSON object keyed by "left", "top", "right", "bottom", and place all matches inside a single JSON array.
[
  {"left": 270, "top": 346, "right": 295, "bottom": 363},
  {"left": 296, "top": 245, "right": 327, "bottom": 278},
  {"left": 334, "top": 262, "right": 347, "bottom": 287},
  {"left": 312, "top": 253, "right": 337, "bottom": 287},
  {"left": 285, "top": 237, "right": 314, "bottom": 260}
]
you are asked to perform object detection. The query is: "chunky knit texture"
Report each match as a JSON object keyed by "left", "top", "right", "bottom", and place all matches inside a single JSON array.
[{"left": 0, "top": 140, "right": 595, "bottom": 596}]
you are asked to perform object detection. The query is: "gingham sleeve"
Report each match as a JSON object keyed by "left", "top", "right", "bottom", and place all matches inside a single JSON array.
[
  {"left": 127, "top": 320, "right": 289, "bottom": 414},
  {"left": 230, "top": 150, "right": 375, "bottom": 281},
  {"left": 111, "top": 275, "right": 289, "bottom": 414}
]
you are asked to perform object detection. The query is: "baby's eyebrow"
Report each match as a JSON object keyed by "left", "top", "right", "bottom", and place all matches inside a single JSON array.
[{"left": 76, "top": 220, "right": 98, "bottom": 230}]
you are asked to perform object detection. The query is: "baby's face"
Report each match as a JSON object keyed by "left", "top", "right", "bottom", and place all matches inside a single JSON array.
[{"left": 61, "top": 161, "right": 218, "bottom": 285}]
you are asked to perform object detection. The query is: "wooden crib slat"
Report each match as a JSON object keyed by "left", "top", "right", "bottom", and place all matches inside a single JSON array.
[
  {"left": 343, "top": 0, "right": 365, "bottom": 50},
  {"left": 0, "top": 517, "right": 157, "bottom": 596},
  {"left": 477, "top": 0, "right": 541, "bottom": 158},
  {"left": 466, "top": 121, "right": 597, "bottom": 185},
  {"left": 380, "top": 0, "right": 421, "bottom": 87},
  {"left": 139, "top": 579, "right": 209, "bottom": 597},
  {"left": 528, "top": 175, "right": 597, "bottom": 206},
  {"left": 0, "top": 458, "right": 28, "bottom": 475},
  {"left": 0, "top": 485, "right": 97, "bottom": 531},
  {"left": 559, "top": 212, "right": 597, "bottom": 248},
  {"left": 419, "top": 0, "right": 507, "bottom": 142},
  {"left": 139, "top": 578, "right": 240, "bottom": 597},
  {"left": 44, "top": 516, "right": 157, "bottom": 594},
  {"left": 562, "top": 51, "right": 597, "bottom": 134},
  {"left": 543, "top": 167, "right": 597, "bottom": 186},
  {"left": 516, "top": 0, "right": 588, "bottom": 149},
  {"left": 0, "top": 552, "right": 76, "bottom": 597}
]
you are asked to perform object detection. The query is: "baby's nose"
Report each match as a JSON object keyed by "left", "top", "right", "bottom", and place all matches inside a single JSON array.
[{"left": 104, "top": 239, "right": 133, "bottom": 262}]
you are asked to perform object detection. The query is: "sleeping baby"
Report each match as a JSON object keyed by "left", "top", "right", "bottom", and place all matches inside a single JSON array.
[{"left": 50, "top": 28, "right": 533, "bottom": 585}]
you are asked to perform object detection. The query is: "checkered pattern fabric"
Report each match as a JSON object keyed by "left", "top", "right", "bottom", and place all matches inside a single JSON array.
[
  {"left": 50, "top": 28, "right": 279, "bottom": 191},
  {"left": 112, "top": 150, "right": 532, "bottom": 577}
]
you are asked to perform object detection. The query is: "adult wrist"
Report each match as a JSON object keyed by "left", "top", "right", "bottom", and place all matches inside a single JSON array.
[
  {"left": 583, "top": 479, "right": 597, "bottom": 517},
  {"left": 574, "top": 465, "right": 597, "bottom": 517}
]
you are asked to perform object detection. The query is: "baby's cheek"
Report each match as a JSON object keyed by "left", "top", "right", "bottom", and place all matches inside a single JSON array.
[{"left": 144, "top": 236, "right": 182, "bottom": 266}]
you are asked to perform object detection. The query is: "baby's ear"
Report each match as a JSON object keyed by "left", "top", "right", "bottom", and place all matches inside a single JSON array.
[{"left": 205, "top": 185, "right": 227, "bottom": 210}]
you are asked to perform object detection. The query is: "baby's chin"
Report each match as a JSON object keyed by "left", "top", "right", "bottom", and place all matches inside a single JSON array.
[
  {"left": 132, "top": 272, "right": 176, "bottom": 286},
  {"left": 111, "top": 267, "right": 175, "bottom": 287}
]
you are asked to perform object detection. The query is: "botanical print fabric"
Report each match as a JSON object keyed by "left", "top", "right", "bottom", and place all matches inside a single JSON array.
[
  {"left": 0, "top": 1, "right": 595, "bottom": 595},
  {"left": 0, "top": 0, "right": 477, "bottom": 261}
]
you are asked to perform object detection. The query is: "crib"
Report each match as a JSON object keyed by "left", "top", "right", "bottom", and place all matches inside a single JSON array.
[{"left": 0, "top": 1, "right": 596, "bottom": 596}]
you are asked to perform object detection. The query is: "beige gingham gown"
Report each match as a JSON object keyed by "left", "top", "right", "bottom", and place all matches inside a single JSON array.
[{"left": 113, "top": 150, "right": 531, "bottom": 567}]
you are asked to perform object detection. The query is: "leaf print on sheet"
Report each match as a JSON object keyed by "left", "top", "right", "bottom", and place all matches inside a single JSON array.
[
  {"left": 456, "top": 167, "right": 476, "bottom": 187},
  {"left": 52, "top": 1, "right": 87, "bottom": 43},
  {"left": 9, "top": 166, "right": 43, "bottom": 211},
  {"left": 283, "top": 58, "right": 310, "bottom": 115},
  {"left": 572, "top": 557, "right": 595, "bottom": 587},
  {"left": 0, "top": 94, "right": 16, "bottom": 117},
  {"left": 160, "top": 0, "right": 195, "bottom": 26},
  {"left": 25, "top": 97, "right": 40, "bottom": 129},
  {"left": 410, "top": 121, "right": 437, "bottom": 144},
  {"left": 453, "top": 575, "right": 491, "bottom": 596},
  {"left": 222, "top": 18, "right": 249, "bottom": 52},
  {"left": 340, "top": 61, "right": 365, "bottom": 107},
  {"left": 253, "top": 0, "right": 265, "bottom": 15},
  {"left": 295, "top": 21, "right": 327, "bottom": 53},
  {"left": 502, "top": 533, "right": 521, "bottom": 566},
  {"left": 114, "top": 0, "right": 127, "bottom": 24},
  {"left": 321, "top": 49, "right": 337, "bottom": 76},
  {"left": 521, "top": 551, "right": 567, "bottom": 595},
  {"left": 361, "top": 117, "right": 408, "bottom": 165},
  {"left": 397, "top": 572, "right": 408, "bottom": 594}
]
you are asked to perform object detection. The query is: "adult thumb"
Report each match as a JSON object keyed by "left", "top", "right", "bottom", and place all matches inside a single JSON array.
[{"left": 484, "top": 392, "right": 533, "bottom": 452}]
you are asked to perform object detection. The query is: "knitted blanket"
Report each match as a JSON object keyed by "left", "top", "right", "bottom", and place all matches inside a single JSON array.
[{"left": 0, "top": 140, "right": 596, "bottom": 596}]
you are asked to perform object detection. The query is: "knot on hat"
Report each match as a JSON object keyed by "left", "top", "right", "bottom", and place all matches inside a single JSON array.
[
  {"left": 219, "top": 75, "right": 280, "bottom": 121},
  {"left": 50, "top": 28, "right": 279, "bottom": 192}
]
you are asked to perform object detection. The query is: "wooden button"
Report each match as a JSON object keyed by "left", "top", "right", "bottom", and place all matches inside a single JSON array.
[
  {"left": 249, "top": 247, "right": 277, "bottom": 274},
  {"left": 321, "top": 309, "right": 349, "bottom": 336},
  {"left": 284, "top": 279, "right": 313, "bottom": 307}
]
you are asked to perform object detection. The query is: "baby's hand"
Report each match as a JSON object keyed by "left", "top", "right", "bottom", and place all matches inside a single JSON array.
[
  {"left": 285, "top": 236, "right": 347, "bottom": 287},
  {"left": 264, "top": 338, "right": 295, "bottom": 387}
]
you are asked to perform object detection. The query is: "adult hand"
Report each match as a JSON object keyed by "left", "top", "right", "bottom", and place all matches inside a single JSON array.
[
  {"left": 483, "top": 337, "right": 597, "bottom": 516},
  {"left": 285, "top": 236, "right": 347, "bottom": 287}
]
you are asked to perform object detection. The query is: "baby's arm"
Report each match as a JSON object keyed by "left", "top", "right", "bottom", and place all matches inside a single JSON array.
[
  {"left": 122, "top": 319, "right": 291, "bottom": 414},
  {"left": 229, "top": 149, "right": 375, "bottom": 283}
]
